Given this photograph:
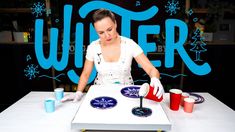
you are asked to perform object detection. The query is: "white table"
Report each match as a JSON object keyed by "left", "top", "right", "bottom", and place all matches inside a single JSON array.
[
  {"left": 0, "top": 92, "right": 82, "bottom": 132},
  {"left": 0, "top": 89, "right": 235, "bottom": 132},
  {"left": 161, "top": 92, "right": 235, "bottom": 132}
]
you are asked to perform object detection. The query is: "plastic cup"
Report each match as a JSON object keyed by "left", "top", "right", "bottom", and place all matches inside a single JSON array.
[
  {"left": 184, "top": 97, "right": 195, "bottom": 113},
  {"left": 169, "top": 89, "right": 182, "bottom": 111},
  {"left": 44, "top": 99, "right": 55, "bottom": 113},
  {"left": 139, "top": 83, "right": 163, "bottom": 102},
  {"left": 181, "top": 92, "right": 190, "bottom": 107},
  {"left": 54, "top": 88, "right": 64, "bottom": 100}
]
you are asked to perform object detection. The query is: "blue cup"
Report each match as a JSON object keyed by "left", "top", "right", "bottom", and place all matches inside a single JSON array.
[
  {"left": 44, "top": 99, "right": 55, "bottom": 113},
  {"left": 54, "top": 88, "right": 64, "bottom": 100}
]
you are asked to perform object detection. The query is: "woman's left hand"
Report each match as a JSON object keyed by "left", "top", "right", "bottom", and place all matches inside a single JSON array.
[{"left": 150, "top": 77, "right": 164, "bottom": 99}]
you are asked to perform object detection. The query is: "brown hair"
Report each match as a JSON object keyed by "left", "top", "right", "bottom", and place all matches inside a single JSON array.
[{"left": 92, "top": 8, "right": 116, "bottom": 24}]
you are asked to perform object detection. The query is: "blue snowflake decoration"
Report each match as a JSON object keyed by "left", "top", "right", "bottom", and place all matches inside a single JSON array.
[
  {"left": 24, "top": 64, "right": 39, "bottom": 80},
  {"left": 31, "top": 2, "right": 46, "bottom": 17},
  {"left": 165, "top": 0, "right": 180, "bottom": 16}
]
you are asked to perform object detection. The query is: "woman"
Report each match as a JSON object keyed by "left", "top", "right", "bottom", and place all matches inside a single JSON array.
[{"left": 61, "top": 8, "right": 164, "bottom": 102}]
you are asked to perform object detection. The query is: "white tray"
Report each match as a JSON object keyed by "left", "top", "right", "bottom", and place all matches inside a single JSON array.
[{"left": 71, "top": 85, "right": 171, "bottom": 131}]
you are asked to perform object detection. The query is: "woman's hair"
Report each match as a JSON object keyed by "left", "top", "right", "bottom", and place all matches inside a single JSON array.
[{"left": 92, "top": 8, "right": 116, "bottom": 24}]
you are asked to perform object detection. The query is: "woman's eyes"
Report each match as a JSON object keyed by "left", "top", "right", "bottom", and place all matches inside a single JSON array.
[{"left": 99, "top": 28, "right": 112, "bottom": 34}]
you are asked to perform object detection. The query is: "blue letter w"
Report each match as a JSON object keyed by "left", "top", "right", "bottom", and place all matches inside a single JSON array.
[{"left": 35, "top": 5, "right": 72, "bottom": 71}]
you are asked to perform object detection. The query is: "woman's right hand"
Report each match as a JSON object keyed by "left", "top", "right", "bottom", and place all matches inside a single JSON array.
[{"left": 61, "top": 91, "right": 84, "bottom": 102}]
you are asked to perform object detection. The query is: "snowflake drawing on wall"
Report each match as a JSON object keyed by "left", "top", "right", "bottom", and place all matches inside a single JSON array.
[
  {"left": 165, "top": 0, "right": 180, "bottom": 16},
  {"left": 190, "top": 28, "right": 207, "bottom": 61},
  {"left": 24, "top": 64, "right": 39, "bottom": 80},
  {"left": 31, "top": 2, "right": 46, "bottom": 17}
]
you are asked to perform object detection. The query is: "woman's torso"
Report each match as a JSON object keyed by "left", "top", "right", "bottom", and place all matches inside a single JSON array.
[{"left": 86, "top": 36, "right": 142, "bottom": 85}]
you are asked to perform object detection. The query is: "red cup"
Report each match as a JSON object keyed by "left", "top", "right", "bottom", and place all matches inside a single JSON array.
[
  {"left": 181, "top": 92, "right": 190, "bottom": 107},
  {"left": 169, "top": 89, "right": 182, "bottom": 111},
  {"left": 139, "top": 83, "right": 163, "bottom": 102},
  {"left": 184, "top": 97, "right": 195, "bottom": 113}
]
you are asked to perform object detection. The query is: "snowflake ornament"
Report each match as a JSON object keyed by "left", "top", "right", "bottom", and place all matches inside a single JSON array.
[
  {"left": 24, "top": 64, "right": 39, "bottom": 80},
  {"left": 165, "top": 0, "right": 180, "bottom": 16},
  {"left": 31, "top": 2, "right": 46, "bottom": 17}
]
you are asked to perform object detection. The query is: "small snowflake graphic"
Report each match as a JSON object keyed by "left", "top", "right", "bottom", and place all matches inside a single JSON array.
[
  {"left": 93, "top": 98, "right": 115, "bottom": 108},
  {"left": 165, "top": 0, "right": 180, "bottom": 16},
  {"left": 123, "top": 88, "right": 139, "bottom": 97},
  {"left": 24, "top": 64, "right": 39, "bottom": 80},
  {"left": 31, "top": 2, "right": 46, "bottom": 17}
]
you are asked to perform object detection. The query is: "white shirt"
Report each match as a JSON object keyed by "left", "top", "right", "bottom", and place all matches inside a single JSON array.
[{"left": 86, "top": 36, "right": 143, "bottom": 85}]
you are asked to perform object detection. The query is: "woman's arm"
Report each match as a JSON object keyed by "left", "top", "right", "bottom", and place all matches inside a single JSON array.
[
  {"left": 61, "top": 59, "right": 94, "bottom": 102},
  {"left": 77, "top": 59, "right": 94, "bottom": 92},
  {"left": 134, "top": 53, "right": 160, "bottom": 79},
  {"left": 134, "top": 53, "right": 164, "bottom": 99}
]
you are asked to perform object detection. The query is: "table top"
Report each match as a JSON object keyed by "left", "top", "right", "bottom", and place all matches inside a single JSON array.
[
  {"left": 0, "top": 88, "right": 234, "bottom": 132},
  {"left": 162, "top": 92, "right": 235, "bottom": 132},
  {"left": 71, "top": 85, "right": 171, "bottom": 131},
  {"left": 0, "top": 91, "right": 82, "bottom": 132}
]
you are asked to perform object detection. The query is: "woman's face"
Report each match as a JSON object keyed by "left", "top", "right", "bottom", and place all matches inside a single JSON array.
[{"left": 94, "top": 17, "right": 118, "bottom": 44}]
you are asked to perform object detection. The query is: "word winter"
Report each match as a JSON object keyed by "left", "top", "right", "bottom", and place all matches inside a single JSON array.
[{"left": 35, "top": 3, "right": 211, "bottom": 84}]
